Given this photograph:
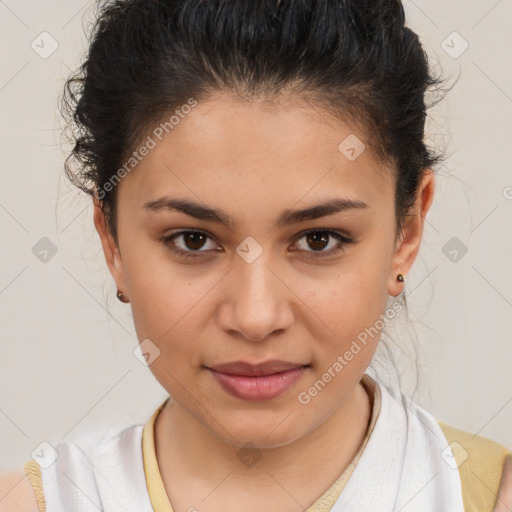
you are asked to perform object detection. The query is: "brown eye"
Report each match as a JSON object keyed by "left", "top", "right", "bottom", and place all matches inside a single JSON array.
[
  {"left": 182, "top": 232, "right": 208, "bottom": 250},
  {"left": 306, "top": 231, "right": 330, "bottom": 251},
  {"left": 160, "top": 230, "right": 219, "bottom": 259},
  {"left": 293, "top": 229, "right": 354, "bottom": 258}
]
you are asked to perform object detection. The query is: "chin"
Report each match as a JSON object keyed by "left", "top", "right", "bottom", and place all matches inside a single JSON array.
[{"left": 210, "top": 408, "right": 311, "bottom": 449}]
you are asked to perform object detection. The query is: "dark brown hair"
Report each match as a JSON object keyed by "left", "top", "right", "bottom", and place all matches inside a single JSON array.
[{"left": 62, "top": 0, "right": 445, "bottom": 245}]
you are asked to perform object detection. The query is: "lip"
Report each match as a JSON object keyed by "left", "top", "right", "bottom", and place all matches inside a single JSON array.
[{"left": 206, "top": 360, "right": 309, "bottom": 401}]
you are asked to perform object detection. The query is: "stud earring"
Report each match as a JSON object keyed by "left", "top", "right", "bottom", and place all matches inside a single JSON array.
[
  {"left": 396, "top": 273, "right": 406, "bottom": 283},
  {"left": 116, "top": 289, "right": 130, "bottom": 303}
]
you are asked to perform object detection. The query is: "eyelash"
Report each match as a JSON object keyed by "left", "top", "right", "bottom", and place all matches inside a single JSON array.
[{"left": 160, "top": 228, "right": 354, "bottom": 260}]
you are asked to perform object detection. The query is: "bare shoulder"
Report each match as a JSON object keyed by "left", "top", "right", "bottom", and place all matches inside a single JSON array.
[
  {"left": 0, "top": 470, "right": 39, "bottom": 512},
  {"left": 493, "top": 454, "right": 512, "bottom": 512}
]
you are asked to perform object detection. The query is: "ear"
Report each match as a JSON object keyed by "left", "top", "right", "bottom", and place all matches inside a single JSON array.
[
  {"left": 93, "top": 194, "right": 128, "bottom": 299},
  {"left": 388, "top": 170, "right": 435, "bottom": 297}
]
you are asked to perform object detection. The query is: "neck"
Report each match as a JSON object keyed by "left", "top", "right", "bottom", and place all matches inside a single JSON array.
[{"left": 154, "top": 379, "right": 373, "bottom": 510}]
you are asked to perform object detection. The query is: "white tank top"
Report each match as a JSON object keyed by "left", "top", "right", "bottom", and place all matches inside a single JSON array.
[
  {"left": 37, "top": 375, "right": 465, "bottom": 511},
  {"left": 40, "top": 423, "right": 153, "bottom": 512}
]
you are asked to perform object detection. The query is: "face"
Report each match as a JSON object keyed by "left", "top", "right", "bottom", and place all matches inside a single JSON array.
[{"left": 94, "top": 92, "right": 433, "bottom": 448}]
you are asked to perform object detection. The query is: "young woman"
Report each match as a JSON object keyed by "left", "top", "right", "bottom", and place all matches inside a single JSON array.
[{"left": 1, "top": 0, "right": 511, "bottom": 511}]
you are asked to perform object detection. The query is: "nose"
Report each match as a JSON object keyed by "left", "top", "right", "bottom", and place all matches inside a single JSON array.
[{"left": 217, "top": 252, "right": 294, "bottom": 342}]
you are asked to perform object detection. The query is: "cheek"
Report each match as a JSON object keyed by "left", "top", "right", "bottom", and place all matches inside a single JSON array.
[
  {"left": 128, "top": 269, "right": 213, "bottom": 344},
  {"left": 300, "top": 257, "right": 390, "bottom": 334},
  {"left": 126, "top": 257, "right": 210, "bottom": 393},
  {"left": 123, "top": 248, "right": 232, "bottom": 389},
  {"left": 121, "top": 239, "right": 206, "bottom": 340},
  {"left": 292, "top": 251, "right": 392, "bottom": 377}
]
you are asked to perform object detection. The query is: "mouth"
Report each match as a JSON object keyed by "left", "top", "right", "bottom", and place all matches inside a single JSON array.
[{"left": 205, "top": 360, "right": 310, "bottom": 401}]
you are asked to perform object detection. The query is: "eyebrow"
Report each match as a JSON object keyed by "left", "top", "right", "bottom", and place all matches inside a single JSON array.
[{"left": 142, "top": 196, "right": 368, "bottom": 228}]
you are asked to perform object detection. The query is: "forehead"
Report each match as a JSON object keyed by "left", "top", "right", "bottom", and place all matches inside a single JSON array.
[{"left": 118, "top": 93, "right": 395, "bottom": 220}]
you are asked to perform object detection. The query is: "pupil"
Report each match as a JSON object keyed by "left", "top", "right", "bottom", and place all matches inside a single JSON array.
[
  {"left": 308, "top": 231, "right": 328, "bottom": 251},
  {"left": 185, "top": 232, "right": 206, "bottom": 250}
]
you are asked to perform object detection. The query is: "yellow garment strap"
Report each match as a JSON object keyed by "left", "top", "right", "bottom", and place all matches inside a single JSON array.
[
  {"left": 438, "top": 421, "right": 511, "bottom": 512},
  {"left": 23, "top": 460, "right": 46, "bottom": 512}
]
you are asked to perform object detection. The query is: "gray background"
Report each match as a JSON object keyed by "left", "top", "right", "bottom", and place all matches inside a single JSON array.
[{"left": 1, "top": 0, "right": 511, "bottom": 471}]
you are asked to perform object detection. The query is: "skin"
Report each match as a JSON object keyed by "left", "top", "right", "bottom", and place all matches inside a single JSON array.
[
  {"left": 3, "top": 92, "right": 511, "bottom": 512},
  {"left": 494, "top": 455, "right": 512, "bottom": 512},
  {"left": 92, "top": 91, "right": 434, "bottom": 512}
]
